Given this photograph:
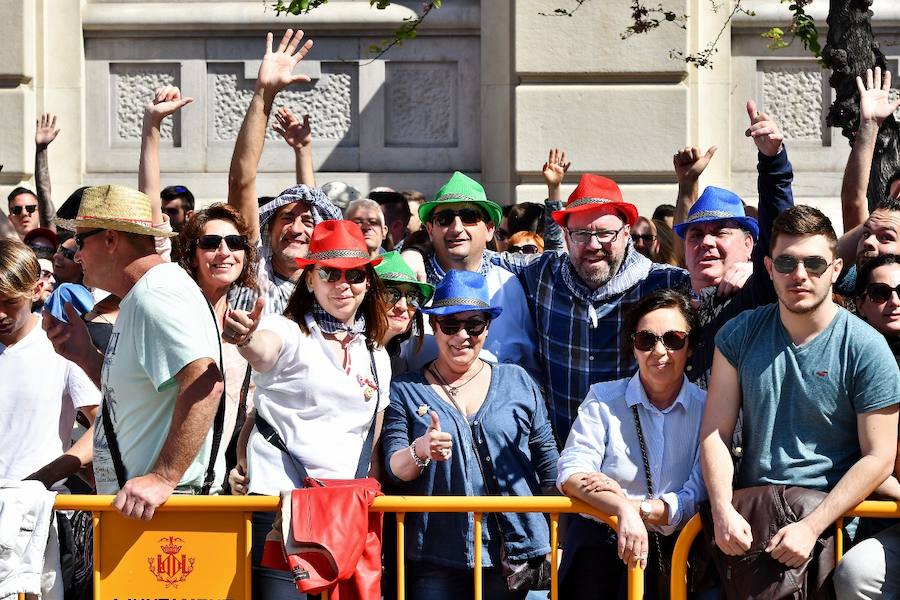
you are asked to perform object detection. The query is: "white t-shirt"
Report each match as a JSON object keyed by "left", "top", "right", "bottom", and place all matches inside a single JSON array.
[
  {"left": 93, "top": 262, "right": 222, "bottom": 494},
  {"left": 247, "top": 314, "right": 391, "bottom": 495},
  {"left": 0, "top": 317, "right": 100, "bottom": 489}
]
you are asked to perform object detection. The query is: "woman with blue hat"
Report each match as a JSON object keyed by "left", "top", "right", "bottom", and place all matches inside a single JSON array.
[{"left": 382, "top": 269, "right": 559, "bottom": 599}]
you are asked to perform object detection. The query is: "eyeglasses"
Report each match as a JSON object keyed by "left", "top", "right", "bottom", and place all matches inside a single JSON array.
[
  {"left": 509, "top": 244, "right": 540, "bottom": 255},
  {"left": 10, "top": 205, "right": 37, "bottom": 216},
  {"left": 495, "top": 228, "right": 509, "bottom": 242},
  {"left": 772, "top": 255, "right": 837, "bottom": 277},
  {"left": 56, "top": 244, "right": 77, "bottom": 261},
  {"left": 196, "top": 234, "right": 248, "bottom": 251},
  {"left": 568, "top": 226, "right": 626, "bottom": 245},
  {"left": 631, "top": 233, "right": 657, "bottom": 244},
  {"left": 383, "top": 286, "right": 423, "bottom": 308},
  {"left": 632, "top": 330, "right": 689, "bottom": 352},
  {"left": 863, "top": 282, "right": 900, "bottom": 304},
  {"left": 432, "top": 208, "right": 485, "bottom": 227},
  {"left": 315, "top": 267, "right": 367, "bottom": 285},
  {"left": 434, "top": 316, "right": 490, "bottom": 336},
  {"left": 74, "top": 229, "right": 105, "bottom": 250}
]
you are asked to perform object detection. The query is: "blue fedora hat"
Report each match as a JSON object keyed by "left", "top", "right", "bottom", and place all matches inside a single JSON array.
[
  {"left": 421, "top": 270, "right": 503, "bottom": 319},
  {"left": 673, "top": 186, "right": 759, "bottom": 241}
]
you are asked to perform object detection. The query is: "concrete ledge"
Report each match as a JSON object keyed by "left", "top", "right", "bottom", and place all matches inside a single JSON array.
[{"left": 734, "top": 0, "right": 900, "bottom": 28}]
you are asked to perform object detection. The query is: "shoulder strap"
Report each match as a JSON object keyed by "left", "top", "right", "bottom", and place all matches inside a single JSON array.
[
  {"left": 201, "top": 301, "right": 227, "bottom": 495},
  {"left": 631, "top": 405, "right": 668, "bottom": 574},
  {"left": 100, "top": 395, "right": 128, "bottom": 489}
]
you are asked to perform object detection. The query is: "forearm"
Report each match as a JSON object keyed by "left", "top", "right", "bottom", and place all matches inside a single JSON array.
[
  {"left": 701, "top": 435, "right": 736, "bottom": 514},
  {"left": 841, "top": 122, "right": 879, "bottom": 233},
  {"left": 228, "top": 88, "right": 274, "bottom": 243},
  {"left": 235, "top": 330, "right": 281, "bottom": 373},
  {"left": 388, "top": 442, "right": 426, "bottom": 482},
  {"left": 562, "top": 473, "right": 630, "bottom": 518},
  {"left": 150, "top": 377, "right": 223, "bottom": 486},
  {"left": 674, "top": 180, "right": 698, "bottom": 227},
  {"left": 77, "top": 348, "right": 105, "bottom": 390},
  {"left": 28, "top": 422, "right": 96, "bottom": 487},
  {"left": 34, "top": 146, "right": 55, "bottom": 229},
  {"left": 140, "top": 118, "right": 164, "bottom": 226},
  {"left": 543, "top": 199, "right": 565, "bottom": 252},
  {"left": 236, "top": 409, "right": 255, "bottom": 464},
  {"left": 295, "top": 146, "right": 315, "bottom": 187},
  {"left": 803, "top": 453, "right": 894, "bottom": 535}
]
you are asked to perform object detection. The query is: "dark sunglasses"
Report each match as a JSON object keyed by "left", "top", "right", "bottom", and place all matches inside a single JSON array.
[
  {"left": 632, "top": 330, "right": 689, "bottom": 352},
  {"left": 434, "top": 316, "right": 490, "bottom": 336},
  {"left": 772, "top": 255, "right": 836, "bottom": 276},
  {"left": 74, "top": 229, "right": 105, "bottom": 250},
  {"left": 56, "top": 244, "right": 77, "bottom": 261},
  {"left": 315, "top": 267, "right": 367, "bottom": 284},
  {"left": 509, "top": 244, "right": 540, "bottom": 255},
  {"left": 28, "top": 244, "right": 55, "bottom": 260},
  {"left": 864, "top": 282, "right": 900, "bottom": 304},
  {"left": 196, "top": 234, "right": 248, "bottom": 251},
  {"left": 10, "top": 204, "right": 37, "bottom": 216},
  {"left": 383, "top": 286, "right": 423, "bottom": 308},
  {"left": 631, "top": 233, "right": 657, "bottom": 244},
  {"left": 432, "top": 208, "right": 485, "bottom": 227}
]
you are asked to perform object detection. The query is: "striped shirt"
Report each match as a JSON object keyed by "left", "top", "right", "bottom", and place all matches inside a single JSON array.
[
  {"left": 556, "top": 373, "right": 707, "bottom": 535},
  {"left": 491, "top": 245, "right": 691, "bottom": 443}
]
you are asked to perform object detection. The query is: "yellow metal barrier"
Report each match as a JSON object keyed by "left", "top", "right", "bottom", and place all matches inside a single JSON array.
[
  {"left": 48, "top": 495, "right": 646, "bottom": 600},
  {"left": 669, "top": 500, "right": 900, "bottom": 600}
]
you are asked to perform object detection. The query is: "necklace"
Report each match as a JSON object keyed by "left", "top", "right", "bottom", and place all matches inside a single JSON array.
[{"left": 428, "top": 360, "right": 486, "bottom": 404}]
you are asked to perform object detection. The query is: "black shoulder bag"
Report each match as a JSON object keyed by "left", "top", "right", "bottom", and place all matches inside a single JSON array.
[{"left": 101, "top": 301, "right": 227, "bottom": 494}]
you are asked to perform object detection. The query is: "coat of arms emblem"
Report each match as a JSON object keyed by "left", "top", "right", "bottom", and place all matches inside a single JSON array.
[{"left": 148, "top": 536, "right": 195, "bottom": 587}]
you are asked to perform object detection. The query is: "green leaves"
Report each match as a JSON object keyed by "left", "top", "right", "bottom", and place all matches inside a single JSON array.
[{"left": 272, "top": 0, "right": 327, "bottom": 16}]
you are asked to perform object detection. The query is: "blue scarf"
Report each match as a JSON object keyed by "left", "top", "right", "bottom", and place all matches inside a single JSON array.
[{"left": 311, "top": 301, "right": 366, "bottom": 336}]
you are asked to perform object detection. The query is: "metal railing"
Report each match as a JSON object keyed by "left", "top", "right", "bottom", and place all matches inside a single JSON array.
[
  {"left": 44, "top": 494, "right": 645, "bottom": 600},
  {"left": 669, "top": 500, "right": 900, "bottom": 600}
]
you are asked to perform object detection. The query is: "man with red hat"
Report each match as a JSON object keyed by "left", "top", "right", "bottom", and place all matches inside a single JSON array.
[{"left": 493, "top": 174, "right": 689, "bottom": 441}]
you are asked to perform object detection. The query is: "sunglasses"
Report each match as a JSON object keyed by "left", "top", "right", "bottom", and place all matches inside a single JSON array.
[
  {"left": 434, "top": 316, "right": 490, "bottom": 336},
  {"left": 196, "top": 234, "right": 248, "bottom": 251},
  {"left": 568, "top": 226, "right": 626, "bottom": 245},
  {"left": 509, "top": 244, "right": 540, "bottom": 255},
  {"left": 772, "top": 255, "right": 836, "bottom": 277},
  {"left": 432, "top": 208, "right": 485, "bottom": 227},
  {"left": 631, "top": 233, "right": 656, "bottom": 244},
  {"left": 864, "top": 282, "right": 900, "bottom": 304},
  {"left": 74, "top": 229, "right": 105, "bottom": 250},
  {"left": 10, "top": 205, "right": 37, "bottom": 216},
  {"left": 383, "top": 286, "right": 423, "bottom": 308},
  {"left": 631, "top": 330, "right": 689, "bottom": 352},
  {"left": 315, "top": 267, "right": 367, "bottom": 285},
  {"left": 28, "top": 244, "right": 55, "bottom": 260},
  {"left": 56, "top": 244, "right": 77, "bottom": 261},
  {"left": 495, "top": 228, "right": 510, "bottom": 242}
]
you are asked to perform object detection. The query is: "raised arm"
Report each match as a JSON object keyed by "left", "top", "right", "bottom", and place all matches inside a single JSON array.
[
  {"left": 672, "top": 145, "right": 717, "bottom": 227},
  {"left": 228, "top": 30, "right": 314, "bottom": 244},
  {"left": 140, "top": 85, "right": 193, "bottom": 227},
  {"left": 541, "top": 147, "right": 569, "bottom": 252},
  {"left": 272, "top": 107, "right": 315, "bottom": 187},
  {"left": 34, "top": 113, "right": 60, "bottom": 230}
]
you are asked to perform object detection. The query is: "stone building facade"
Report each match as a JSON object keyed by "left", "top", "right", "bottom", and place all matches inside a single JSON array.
[{"left": 1, "top": 0, "right": 898, "bottom": 225}]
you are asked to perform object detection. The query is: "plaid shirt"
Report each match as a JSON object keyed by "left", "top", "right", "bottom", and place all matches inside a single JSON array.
[{"left": 492, "top": 245, "right": 690, "bottom": 443}]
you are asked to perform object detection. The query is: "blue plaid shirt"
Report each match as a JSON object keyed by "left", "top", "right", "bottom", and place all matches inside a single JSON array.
[{"left": 491, "top": 246, "right": 690, "bottom": 443}]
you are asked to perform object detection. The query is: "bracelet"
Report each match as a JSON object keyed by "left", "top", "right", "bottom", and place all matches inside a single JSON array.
[
  {"left": 236, "top": 332, "right": 254, "bottom": 348},
  {"left": 409, "top": 439, "right": 430, "bottom": 469}
]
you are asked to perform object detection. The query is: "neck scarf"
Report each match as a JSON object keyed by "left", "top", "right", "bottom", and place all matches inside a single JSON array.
[
  {"left": 425, "top": 252, "right": 491, "bottom": 286},
  {"left": 311, "top": 301, "right": 367, "bottom": 336}
]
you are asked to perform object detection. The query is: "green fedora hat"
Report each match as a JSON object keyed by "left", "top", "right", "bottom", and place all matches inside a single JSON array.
[
  {"left": 419, "top": 171, "right": 503, "bottom": 226},
  {"left": 374, "top": 251, "right": 435, "bottom": 304}
]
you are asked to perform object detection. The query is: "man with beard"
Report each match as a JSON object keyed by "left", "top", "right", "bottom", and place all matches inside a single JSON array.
[
  {"left": 491, "top": 174, "right": 690, "bottom": 441},
  {"left": 701, "top": 206, "right": 899, "bottom": 589},
  {"left": 227, "top": 30, "right": 340, "bottom": 315}
]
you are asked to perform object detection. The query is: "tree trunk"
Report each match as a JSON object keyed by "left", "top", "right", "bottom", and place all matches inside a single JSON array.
[{"left": 822, "top": 0, "right": 900, "bottom": 210}]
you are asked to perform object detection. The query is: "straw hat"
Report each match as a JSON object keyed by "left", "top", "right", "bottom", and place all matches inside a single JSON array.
[
  {"left": 293, "top": 220, "right": 383, "bottom": 270},
  {"left": 55, "top": 184, "right": 175, "bottom": 237}
]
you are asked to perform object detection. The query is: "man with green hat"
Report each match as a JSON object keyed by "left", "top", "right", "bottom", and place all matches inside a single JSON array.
[{"left": 400, "top": 171, "right": 540, "bottom": 379}]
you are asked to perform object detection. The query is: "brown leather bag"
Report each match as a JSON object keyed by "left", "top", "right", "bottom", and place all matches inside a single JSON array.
[{"left": 699, "top": 485, "right": 836, "bottom": 600}]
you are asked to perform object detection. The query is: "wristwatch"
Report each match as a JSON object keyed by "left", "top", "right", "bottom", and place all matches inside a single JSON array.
[{"left": 639, "top": 499, "right": 653, "bottom": 521}]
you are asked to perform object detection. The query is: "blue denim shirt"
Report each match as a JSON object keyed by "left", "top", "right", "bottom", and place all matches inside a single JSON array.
[{"left": 383, "top": 363, "right": 559, "bottom": 569}]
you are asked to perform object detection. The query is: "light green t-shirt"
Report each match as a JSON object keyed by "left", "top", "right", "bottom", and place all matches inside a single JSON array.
[{"left": 94, "top": 262, "right": 222, "bottom": 494}]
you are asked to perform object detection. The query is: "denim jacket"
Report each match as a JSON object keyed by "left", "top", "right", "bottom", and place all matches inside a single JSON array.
[{"left": 383, "top": 363, "right": 559, "bottom": 569}]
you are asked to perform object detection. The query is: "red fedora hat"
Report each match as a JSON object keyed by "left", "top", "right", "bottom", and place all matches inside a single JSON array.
[
  {"left": 294, "top": 220, "right": 383, "bottom": 269},
  {"left": 551, "top": 174, "right": 638, "bottom": 227}
]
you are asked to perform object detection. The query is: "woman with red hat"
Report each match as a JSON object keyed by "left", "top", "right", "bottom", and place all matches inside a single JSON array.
[{"left": 224, "top": 219, "right": 390, "bottom": 598}]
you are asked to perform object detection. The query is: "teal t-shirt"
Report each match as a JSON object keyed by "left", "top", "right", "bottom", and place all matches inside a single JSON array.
[{"left": 716, "top": 304, "right": 900, "bottom": 491}]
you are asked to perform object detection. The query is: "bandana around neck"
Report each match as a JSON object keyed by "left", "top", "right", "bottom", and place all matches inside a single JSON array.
[
  {"left": 425, "top": 252, "right": 491, "bottom": 286},
  {"left": 311, "top": 301, "right": 366, "bottom": 336}
]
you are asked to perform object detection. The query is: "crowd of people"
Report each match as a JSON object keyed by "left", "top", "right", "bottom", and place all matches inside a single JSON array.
[{"left": 4, "top": 28, "right": 900, "bottom": 600}]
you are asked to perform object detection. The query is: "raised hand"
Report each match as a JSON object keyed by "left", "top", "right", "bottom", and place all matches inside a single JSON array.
[
  {"left": 224, "top": 296, "right": 265, "bottom": 346},
  {"left": 272, "top": 107, "right": 312, "bottom": 149},
  {"left": 673, "top": 145, "right": 717, "bottom": 183},
  {"left": 542, "top": 147, "right": 571, "bottom": 189},
  {"left": 145, "top": 85, "right": 193, "bottom": 125},
  {"left": 257, "top": 30, "right": 314, "bottom": 95},
  {"left": 745, "top": 100, "right": 784, "bottom": 157},
  {"left": 857, "top": 67, "right": 900, "bottom": 127},
  {"left": 414, "top": 411, "right": 453, "bottom": 463},
  {"left": 35, "top": 113, "right": 60, "bottom": 148}
]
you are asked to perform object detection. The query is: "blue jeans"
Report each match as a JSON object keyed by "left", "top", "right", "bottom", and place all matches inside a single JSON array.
[
  {"left": 408, "top": 560, "right": 527, "bottom": 600},
  {"left": 251, "top": 511, "right": 311, "bottom": 600}
]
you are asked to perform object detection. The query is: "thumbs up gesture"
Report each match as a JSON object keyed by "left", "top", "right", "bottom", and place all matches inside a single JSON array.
[
  {"left": 414, "top": 411, "right": 454, "bottom": 463},
  {"left": 224, "top": 296, "right": 265, "bottom": 347},
  {"left": 745, "top": 99, "right": 783, "bottom": 157}
]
